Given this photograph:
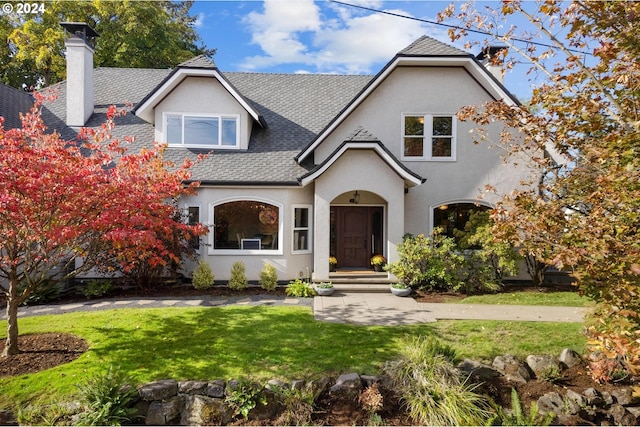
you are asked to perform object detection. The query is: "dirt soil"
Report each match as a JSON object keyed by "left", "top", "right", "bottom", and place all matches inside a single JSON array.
[{"left": 0, "top": 283, "right": 636, "bottom": 425}]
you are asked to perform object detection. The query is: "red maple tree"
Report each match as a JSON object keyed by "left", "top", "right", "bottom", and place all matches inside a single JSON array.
[{"left": 0, "top": 93, "right": 208, "bottom": 356}]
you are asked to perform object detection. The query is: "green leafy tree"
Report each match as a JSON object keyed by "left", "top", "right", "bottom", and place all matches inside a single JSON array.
[
  {"left": 440, "top": 1, "right": 640, "bottom": 375},
  {"left": 3, "top": 0, "right": 214, "bottom": 88}
]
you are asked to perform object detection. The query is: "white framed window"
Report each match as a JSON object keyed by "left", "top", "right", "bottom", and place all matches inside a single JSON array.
[
  {"left": 165, "top": 113, "right": 239, "bottom": 149},
  {"left": 210, "top": 199, "right": 282, "bottom": 255},
  {"left": 292, "top": 204, "right": 312, "bottom": 254},
  {"left": 402, "top": 114, "right": 456, "bottom": 161}
]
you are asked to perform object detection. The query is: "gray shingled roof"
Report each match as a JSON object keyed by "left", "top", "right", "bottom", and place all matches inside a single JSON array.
[
  {"left": 398, "top": 35, "right": 469, "bottom": 57},
  {"left": 178, "top": 55, "right": 217, "bottom": 69},
  {"left": 41, "top": 67, "right": 372, "bottom": 183},
  {"left": 34, "top": 35, "right": 478, "bottom": 184},
  {"left": 0, "top": 83, "right": 34, "bottom": 130}
]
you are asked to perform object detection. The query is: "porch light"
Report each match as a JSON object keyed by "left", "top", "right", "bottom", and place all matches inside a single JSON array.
[
  {"left": 350, "top": 190, "right": 360, "bottom": 204},
  {"left": 439, "top": 205, "right": 448, "bottom": 210}
]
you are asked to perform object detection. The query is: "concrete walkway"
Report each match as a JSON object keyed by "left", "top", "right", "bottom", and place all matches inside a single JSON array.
[
  {"left": 9, "top": 291, "right": 587, "bottom": 326},
  {"left": 313, "top": 292, "right": 587, "bottom": 326}
]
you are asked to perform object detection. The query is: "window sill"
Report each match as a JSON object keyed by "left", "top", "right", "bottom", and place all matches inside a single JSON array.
[{"left": 208, "top": 249, "right": 283, "bottom": 256}]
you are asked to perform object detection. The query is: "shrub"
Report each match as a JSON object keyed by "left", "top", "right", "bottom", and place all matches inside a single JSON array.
[
  {"left": 273, "top": 384, "right": 315, "bottom": 426},
  {"left": 455, "top": 211, "right": 521, "bottom": 294},
  {"left": 285, "top": 279, "right": 316, "bottom": 297},
  {"left": 382, "top": 336, "right": 491, "bottom": 426},
  {"left": 228, "top": 261, "right": 248, "bottom": 291},
  {"left": 225, "top": 380, "right": 266, "bottom": 419},
  {"left": 76, "top": 366, "right": 138, "bottom": 426},
  {"left": 490, "top": 388, "right": 555, "bottom": 426},
  {"left": 386, "top": 231, "right": 466, "bottom": 291},
  {"left": 192, "top": 260, "right": 215, "bottom": 290},
  {"left": 259, "top": 262, "right": 278, "bottom": 291},
  {"left": 82, "top": 279, "right": 113, "bottom": 299}
]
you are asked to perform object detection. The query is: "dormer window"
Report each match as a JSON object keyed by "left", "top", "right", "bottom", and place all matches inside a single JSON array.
[{"left": 165, "top": 113, "right": 239, "bottom": 148}]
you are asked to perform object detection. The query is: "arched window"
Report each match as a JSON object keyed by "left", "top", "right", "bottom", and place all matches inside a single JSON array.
[
  {"left": 433, "top": 203, "right": 490, "bottom": 239},
  {"left": 213, "top": 200, "right": 280, "bottom": 251}
]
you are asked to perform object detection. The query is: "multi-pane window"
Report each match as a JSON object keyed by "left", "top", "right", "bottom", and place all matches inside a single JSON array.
[
  {"left": 166, "top": 114, "right": 238, "bottom": 148},
  {"left": 213, "top": 200, "right": 280, "bottom": 251},
  {"left": 292, "top": 205, "right": 311, "bottom": 253},
  {"left": 403, "top": 114, "right": 455, "bottom": 160}
]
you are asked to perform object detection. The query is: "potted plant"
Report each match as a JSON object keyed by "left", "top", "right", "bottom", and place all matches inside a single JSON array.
[
  {"left": 314, "top": 282, "right": 335, "bottom": 296},
  {"left": 370, "top": 254, "right": 387, "bottom": 272},
  {"left": 329, "top": 256, "right": 338, "bottom": 272},
  {"left": 390, "top": 283, "right": 412, "bottom": 297}
]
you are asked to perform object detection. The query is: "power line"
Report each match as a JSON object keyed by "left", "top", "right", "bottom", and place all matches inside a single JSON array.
[{"left": 330, "top": 0, "right": 590, "bottom": 56}]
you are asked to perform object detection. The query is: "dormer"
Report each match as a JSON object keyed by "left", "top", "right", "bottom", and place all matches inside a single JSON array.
[{"left": 133, "top": 56, "right": 265, "bottom": 150}]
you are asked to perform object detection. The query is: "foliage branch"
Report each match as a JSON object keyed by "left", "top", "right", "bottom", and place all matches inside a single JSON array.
[{"left": 438, "top": 0, "right": 640, "bottom": 375}]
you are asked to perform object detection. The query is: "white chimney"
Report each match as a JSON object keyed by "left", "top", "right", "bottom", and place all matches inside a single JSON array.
[
  {"left": 476, "top": 46, "right": 507, "bottom": 84},
  {"left": 60, "top": 22, "right": 99, "bottom": 127}
]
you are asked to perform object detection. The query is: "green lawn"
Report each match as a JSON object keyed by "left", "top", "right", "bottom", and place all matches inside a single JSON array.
[
  {"left": 0, "top": 305, "right": 585, "bottom": 409},
  {"left": 459, "top": 291, "right": 593, "bottom": 307}
]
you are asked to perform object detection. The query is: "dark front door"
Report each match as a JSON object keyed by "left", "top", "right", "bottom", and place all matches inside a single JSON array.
[{"left": 332, "top": 206, "right": 384, "bottom": 268}]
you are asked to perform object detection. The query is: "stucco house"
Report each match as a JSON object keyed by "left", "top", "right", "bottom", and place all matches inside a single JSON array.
[{"left": 3, "top": 23, "right": 531, "bottom": 282}]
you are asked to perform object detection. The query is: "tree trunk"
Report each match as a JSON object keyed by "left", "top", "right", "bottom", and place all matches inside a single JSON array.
[{"left": 2, "top": 280, "right": 20, "bottom": 357}]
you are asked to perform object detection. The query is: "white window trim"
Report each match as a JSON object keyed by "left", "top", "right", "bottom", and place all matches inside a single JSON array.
[
  {"left": 291, "top": 204, "right": 312, "bottom": 254},
  {"left": 401, "top": 113, "right": 457, "bottom": 161},
  {"left": 163, "top": 112, "right": 240, "bottom": 149},
  {"left": 208, "top": 197, "right": 283, "bottom": 256},
  {"left": 184, "top": 203, "right": 203, "bottom": 254}
]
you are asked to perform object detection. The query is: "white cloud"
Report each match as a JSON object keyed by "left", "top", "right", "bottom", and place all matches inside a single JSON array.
[{"left": 239, "top": 0, "right": 457, "bottom": 74}]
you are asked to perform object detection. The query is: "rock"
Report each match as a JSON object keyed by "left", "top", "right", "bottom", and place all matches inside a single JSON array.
[
  {"left": 458, "top": 359, "right": 501, "bottom": 381},
  {"left": 330, "top": 373, "right": 362, "bottom": 395},
  {"left": 138, "top": 379, "right": 178, "bottom": 402},
  {"left": 526, "top": 355, "right": 560, "bottom": 378},
  {"left": 181, "top": 395, "right": 233, "bottom": 426},
  {"left": 584, "top": 387, "right": 605, "bottom": 407},
  {"left": 609, "top": 403, "right": 637, "bottom": 426},
  {"left": 361, "top": 375, "right": 382, "bottom": 388},
  {"left": 537, "top": 392, "right": 565, "bottom": 416},
  {"left": 307, "top": 376, "right": 330, "bottom": 400},
  {"left": 291, "top": 380, "right": 305, "bottom": 391},
  {"left": 206, "top": 380, "right": 226, "bottom": 398},
  {"left": 492, "top": 354, "right": 532, "bottom": 383},
  {"left": 145, "top": 395, "right": 184, "bottom": 425},
  {"left": 131, "top": 400, "right": 150, "bottom": 424},
  {"left": 626, "top": 406, "right": 640, "bottom": 420},
  {"left": 559, "top": 348, "right": 582, "bottom": 368},
  {"left": 265, "top": 379, "right": 289, "bottom": 392},
  {"left": 178, "top": 380, "right": 208, "bottom": 395},
  {"left": 565, "top": 389, "right": 584, "bottom": 415},
  {"left": 612, "top": 388, "right": 640, "bottom": 405},
  {"left": 248, "top": 388, "right": 281, "bottom": 421}
]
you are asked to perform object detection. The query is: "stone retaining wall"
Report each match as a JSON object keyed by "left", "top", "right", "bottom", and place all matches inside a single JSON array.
[{"left": 131, "top": 348, "right": 640, "bottom": 426}]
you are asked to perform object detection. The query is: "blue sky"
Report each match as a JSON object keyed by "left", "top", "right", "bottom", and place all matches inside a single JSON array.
[{"left": 189, "top": 0, "right": 545, "bottom": 100}]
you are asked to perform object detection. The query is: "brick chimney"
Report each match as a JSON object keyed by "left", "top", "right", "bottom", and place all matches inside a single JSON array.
[{"left": 60, "top": 22, "right": 99, "bottom": 127}]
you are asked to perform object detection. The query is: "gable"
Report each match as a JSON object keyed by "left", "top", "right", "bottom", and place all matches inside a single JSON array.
[
  {"left": 134, "top": 67, "right": 264, "bottom": 127},
  {"left": 296, "top": 52, "right": 520, "bottom": 164}
]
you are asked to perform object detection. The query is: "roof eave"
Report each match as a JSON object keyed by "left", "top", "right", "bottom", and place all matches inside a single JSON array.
[{"left": 299, "top": 141, "right": 424, "bottom": 187}]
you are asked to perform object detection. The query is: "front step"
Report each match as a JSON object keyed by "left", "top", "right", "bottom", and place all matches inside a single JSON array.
[
  {"left": 314, "top": 271, "right": 397, "bottom": 292},
  {"left": 330, "top": 284, "right": 393, "bottom": 293}
]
